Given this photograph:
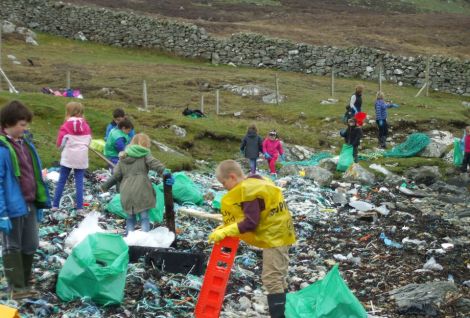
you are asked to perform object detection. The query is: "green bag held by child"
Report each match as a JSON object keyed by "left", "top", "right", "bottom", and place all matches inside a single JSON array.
[
  {"left": 56, "top": 233, "right": 129, "bottom": 306},
  {"left": 285, "top": 265, "right": 367, "bottom": 318},
  {"left": 453, "top": 138, "right": 463, "bottom": 166},
  {"left": 337, "top": 144, "right": 354, "bottom": 172}
]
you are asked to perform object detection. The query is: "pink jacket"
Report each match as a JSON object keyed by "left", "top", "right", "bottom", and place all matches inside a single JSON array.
[
  {"left": 262, "top": 138, "right": 284, "bottom": 157},
  {"left": 57, "top": 117, "right": 92, "bottom": 169}
]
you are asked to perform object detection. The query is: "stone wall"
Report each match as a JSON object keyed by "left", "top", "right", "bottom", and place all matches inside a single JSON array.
[{"left": 2, "top": 0, "right": 469, "bottom": 95}]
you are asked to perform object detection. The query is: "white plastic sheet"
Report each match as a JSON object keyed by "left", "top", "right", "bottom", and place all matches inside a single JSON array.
[
  {"left": 65, "top": 212, "right": 105, "bottom": 251},
  {"left": 124, "top": 227, "right": 175, "bottom": 248}
]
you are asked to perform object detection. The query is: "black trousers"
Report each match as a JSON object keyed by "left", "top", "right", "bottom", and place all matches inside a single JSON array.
[
  {"left": 376, "top": 119, "right": 388, "bottom": 146},
  {"left": 462, "top": 152, "right": 470, "bottom": 172}
]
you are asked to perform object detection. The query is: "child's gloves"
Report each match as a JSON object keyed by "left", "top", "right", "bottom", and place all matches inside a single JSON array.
[
  {"left": 36, "top": 209, "right": 44, "bottom": 223},
  {"left": 280, "top": 154, "right": 286, "bottom": 162},
  {"left": 0, "top": 217, "right": 12, "bottom": 235},
  {"left": 163, "top": 169, "right": 175, "bottom": 186},
  {"left": 264, "top": 152, "right": 272, "bottom": 159},
  {"left": 208, "top": 223, "right": 240, "bottom": 243}
]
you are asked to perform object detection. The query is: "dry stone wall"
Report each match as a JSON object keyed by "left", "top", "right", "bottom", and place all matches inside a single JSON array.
[{"left": 2, "top": 0, "right": 469, "bottom": 95}]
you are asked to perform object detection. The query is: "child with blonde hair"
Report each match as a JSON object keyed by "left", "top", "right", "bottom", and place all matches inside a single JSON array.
[
  {"left": 52, "top": 102, "right": 91, "bottom": 213},
  {"left": 101, "top": 133, "right": 174, "bottom": 234}
]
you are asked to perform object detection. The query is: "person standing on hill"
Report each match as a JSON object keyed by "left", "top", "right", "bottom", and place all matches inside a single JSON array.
[
  {"left": 104, "top": 118, "right": 134, "bottom": 166},
  {"left": 240, "top": 124, "right": 263, "bottom": 175},
  {"left": 350, "top": 85, "right": 364, "bottom": 114},
  {"left": 0, "top": 101, "right": 51, "bottom": 299},
  {"left": 374, "top": 91, "right": 399, "bottom": 148},
  {"left": 461, "top": 126, "right": 470, "bottom": 173},
  {"left": 52, "top": 102, "right": 92, "bottom": 214},
  {"left": 263, "top": 130, "right": 285, "bottom": 178},
  {"left": 104, "top": 108, "right": 135, "bottom": 141},
  {"left": 341, "top": 118, "right": 363, "bottom": 163}
]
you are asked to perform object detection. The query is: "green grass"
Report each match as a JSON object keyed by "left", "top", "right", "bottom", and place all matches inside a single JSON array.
[
  {"left": 214, "top": 0, "right": 281, "bottom": 5},
  {"left": 1, "top": 33, "right": 469, "bottom": 172},
  {"left": 404, "top": 0, "right": 470, "bottom": 14}
]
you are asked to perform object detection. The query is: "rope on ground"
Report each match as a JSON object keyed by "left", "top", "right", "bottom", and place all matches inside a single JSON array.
[
  {"left": 383, "top": 133, "right": 430, "bottom": 158},
  {"left": 282, "top": 152, "right": 333, "bottom": 166}
]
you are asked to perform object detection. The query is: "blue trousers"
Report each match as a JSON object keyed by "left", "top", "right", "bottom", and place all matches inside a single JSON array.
[
  {"left": 52, "top": 166, "right": 84, "bottom": 209},
  {"left": 249, "top": 158, "right": 257, "bottom": 174},
  {"left": 126, "top": 210, "right": 150, "bottom": 234}
]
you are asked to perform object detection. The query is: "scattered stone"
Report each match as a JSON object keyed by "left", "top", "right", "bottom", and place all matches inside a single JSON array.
[
  {"left": 303, "top": 166, "right": 333, "bottom": 186},
  {"left": 343, "top": 164, "right": 376, "bottom": 184},
  {"left": 405, "top": 166, "right": 441, "bottom": 185},
  {"left": 389, "top": 282, "right": 458, "bottom": 316},
  {"left": 170, "top": 125, "right": 187, "bottom": 137},
  {"left": 420, "top": 130, "right": 453, "bottom": 158},
  {"left": 75, "top": 31, "right": 87, "bottom": 41},
  {"left": 262, "top": 92, "right": 286, "bottom": 104}
]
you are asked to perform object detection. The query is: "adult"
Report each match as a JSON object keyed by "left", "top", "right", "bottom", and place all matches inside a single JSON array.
[{"left": 350, "top": 85, "right": 364, "bottom": 114}]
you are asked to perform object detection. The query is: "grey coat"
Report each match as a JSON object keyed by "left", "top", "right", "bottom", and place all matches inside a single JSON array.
[
  {"left": 240, "top": 130, "right": 263, "bottom": 159},
  {"left": 102, "top": 154, "right": 165, "bottom": 214}
]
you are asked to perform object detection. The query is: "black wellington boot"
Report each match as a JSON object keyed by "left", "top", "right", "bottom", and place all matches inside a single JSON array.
[
  {"left": 267, "top": 292, "right": 286, "bottom": 318},
  {"left": 22, "top": 253, "right": 35, "bottom": 286}
]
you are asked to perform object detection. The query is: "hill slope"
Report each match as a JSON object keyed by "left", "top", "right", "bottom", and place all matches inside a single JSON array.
[{"left": 65, "top": 0, "right": 470, "bottom": 59}]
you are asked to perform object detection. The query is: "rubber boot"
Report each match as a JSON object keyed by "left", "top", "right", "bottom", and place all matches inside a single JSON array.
[
  {"left": 267, "top": 293, "right": 286, "bottom": 318},
  {"left": 2, "top": 252, "right": 25, "bottom": 289},
  {"left": 22, "top": 253, "right": 34, "bottom": 286}
]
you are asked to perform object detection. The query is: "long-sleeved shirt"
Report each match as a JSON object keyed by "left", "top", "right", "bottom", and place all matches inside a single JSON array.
[
  {"left": 343, "top": 126, "right": 363, "bottom": 147},
  {"left": 350, "top": 93, "right": 362, "bottom": 113},
  {"left": 463, "top": 134, "right": 470, "bottom": 153},
  {"left": 375, "top": 99, "right": 394, "bottom": 121},
  {"left": 262, "top": 138, "right": 284, "bottom": 157},
  {"left": 237, "top": 175, "right": 265, "bottom": 233}
]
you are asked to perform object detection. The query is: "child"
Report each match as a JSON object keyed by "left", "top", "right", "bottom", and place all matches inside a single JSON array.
[
  {"left": 52, "top": 102, "right": 92, "bottom": 213},
  {"left": 341, "top": 118, "right": 363, "bottom": 163},
  {"left": 104, "top": 118, "right": 134, "bottom": 166},
  {"left": 104, "top": 108, "right": 135, "bottom": 141},
  {"left": 375, "top": 91, "right": 399, "bottom": 148},
  {"left": 0, "top": 101, "right": 51, "bottom": 298},
  {"left": 343, "top": 105, "right": 354, "bottom": 123},
  {"left": 101, "top": 133, "right": 173, "bottom": 234},
  {"left": 263, "top": 130, "right": 285, "bottom": 178},
  {"left": 240, "top": 124, "right": 263, "bottom": 174},
  {"left": 350, "top": 85, "right": 364, "bottom": 114},
  {"left": 461, "top": 126, "right": 470, "bottom": 173},
  {"left": 208, "top": 160, "right": 296, "bottom": 318}
]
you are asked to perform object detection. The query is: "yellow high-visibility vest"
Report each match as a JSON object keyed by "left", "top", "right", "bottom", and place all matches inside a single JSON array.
[{"left": 221, "top": 177, "right": 296, "bottom": 248}]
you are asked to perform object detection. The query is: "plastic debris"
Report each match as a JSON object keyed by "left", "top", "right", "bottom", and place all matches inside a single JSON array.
[{"left": 124, "top": 227, "right": 175, "bottom": 248}]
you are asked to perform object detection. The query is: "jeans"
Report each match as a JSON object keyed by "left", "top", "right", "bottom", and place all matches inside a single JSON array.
[
  {"left": 2, "top": 204, "right": 38, "bottom": 255},
  {"left": 376, "top": 119, "right": 388, "bottom": 146},
  {"left": 52, "top": 166, "right": 84, "bottom": 209},
  {"left": 249, "top": 158, "right": 257, "bottom": 174},
  {"left": 126, "top": 210, "right": 150, "bottom": 234}
]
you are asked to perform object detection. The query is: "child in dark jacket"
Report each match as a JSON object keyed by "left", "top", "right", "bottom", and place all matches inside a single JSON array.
[
  {"left": 240, "top": 124, "right": 263, "bottom": 174},
  {"left": 341, "top": 118, "right": 363, "bottom": 163},
  {"left": 461, "top": 126, "right": 470, "bottom": 173},
  {"left": 0, "top": 101, "right": 51, "bottom": 299}
]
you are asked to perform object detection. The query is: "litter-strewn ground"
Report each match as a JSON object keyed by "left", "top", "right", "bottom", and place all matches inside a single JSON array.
[{"left": 0, "top": 167, "right": 469, "bottom": 317}]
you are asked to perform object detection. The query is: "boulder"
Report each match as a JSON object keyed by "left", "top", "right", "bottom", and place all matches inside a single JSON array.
[
  {"left": 420, "top": 130, "right": 453, "bottom": 158},
  {"left": 278, "top": 165, "right": 299, "bottom": 177},
  {"left": 389, "top": 281, "right": 458, "bottom": 316},
  {"left": 303, "top": 166, "right": 333, "bottom": 186},
  {"left": 318, "top": 158, "right": 337, "bottom": 172},
  {"left": 283, "top": 143, "right": 315, "bottom": 162},
  {"left": 405, "top": 166, "right": 441, "bottom": 185},
  {"left": 343, "top": 164, "right": 375, "bottom": 184},
  {"left": 170, "top": 125, "right": 186, "bottom": 137},
  {"left": 2, "top": 21, "right": 16, "bottom": 34}
]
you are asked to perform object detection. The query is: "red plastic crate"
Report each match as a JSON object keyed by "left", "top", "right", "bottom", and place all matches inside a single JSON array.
[{"left": 194, "top": 237, "right": 240, "bottom": 318}]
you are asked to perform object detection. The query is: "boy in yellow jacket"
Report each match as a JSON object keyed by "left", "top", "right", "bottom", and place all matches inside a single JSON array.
[{"left": 209, "top": 160, "right": 296, "bottom": 318}]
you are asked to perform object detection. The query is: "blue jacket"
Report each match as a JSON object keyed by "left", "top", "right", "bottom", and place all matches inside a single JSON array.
[
  {"left": 0, "top": 135, "right": 51, "bottom": 218},
  {"left": 104, "top": 122, "right": 135, "bottom": 141},
  {"left": 375, "top": 99, "right": 394, "bottom": 121}
]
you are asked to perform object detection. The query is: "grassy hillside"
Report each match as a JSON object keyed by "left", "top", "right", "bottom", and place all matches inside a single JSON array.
[{"left": 1, "top": 33, "right": 469, "bottom": 173}]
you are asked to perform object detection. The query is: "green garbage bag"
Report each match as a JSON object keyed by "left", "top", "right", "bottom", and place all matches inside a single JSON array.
[
  {"left": 337, "top": 144, "right": 354, "bottom": 172},
  {"left": 105, "top": 184, "right": 164, "bottom": 223},
  {"left": 172, "top": 172, "right": 204, "bottom": 205},
  {"left": 56, "top": 233, "right": 129, "bottom": 306},
  {"left": 285, "top": 265, "right": 367, "bottom": 318},
  {"left": 454, "top": 138, "right": 463, "bottom": 166},
  {"left": 212, "top": 191, "right": 227, "bottom": 210}
]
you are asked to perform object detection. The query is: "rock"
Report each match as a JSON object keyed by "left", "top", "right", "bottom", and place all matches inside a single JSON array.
[
  {"left": 443, "top": 148, "right": 454, "bottom": 164},
  {"left": 278, "top": 165, "right": 299, "bottom": 177},
  {"left": 303, "top": 166, "right": 333, "bottom": 186},
  {"left": 332, "top": 192, "right": 347, "bottom": 205},
  {"left": 394, "top": 69, "right": 404, "bottom": 75},
  {"left": 2, "top": 21, "right": 16, "bottom": 34},
  {"left": 238, "top": 296, "right": 251, "bottom": 311},
  {"left": 25, "top": 35, "right": 39, "bottom": 46},
  {"left": 319, "top": 158, "right": 337, "bottom": 172},
  {"left": 405, "top": 166, "right": 441, "bottom": 185},
  {"left": 462, "top": 101, "right": 470, "bottom": 109},
  {"left": 389, "top": 282, "right": 458, "bottom": 316},
  {"left": 283, "top": 144, "right": 315, "bottom": 161},
  {"left": 75, "top": 31, "right": 87, "bottom": 41},
  {"left": 455, "top": 298, "right": 470, "bottom": 315},
  {"left": 211, "top": 52, "right": 220, "bottom": 65},
  {"left": 170, "top": 125, "right": 186, "bottom": 137},
  {"left": 446, "top": 173, "right": 470, "bottom": 187},
  {"left": 420, "top": 130, "right": 453, "bottom": 158},
  {"left": 262, "top": 93, "right": 286, "bottom": 104},
  {"left": 343, "top": 164, "right": 375, "bottom": 184}
]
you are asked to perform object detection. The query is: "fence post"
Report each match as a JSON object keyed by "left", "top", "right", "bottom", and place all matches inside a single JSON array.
[
  {"left": 378, "top": 63, "right": 382, "bottom": 93},
  {"left": 275, "top": 74, "right": 280, "bottom": 105},
  {"left": 216, "top": 89, "right": 220, "bottom": 115},
  {"left": 425, "top": 57, "right": 431, "bottom": 97},
  {"left": 143, "top": 80, "right": 148, "bottom": 110},
  {"left": 331, "top": 66, "right": 335, "bottom": 98},
  {"left": 200, "top": 94, "right": 204, "bottom": 113}
]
